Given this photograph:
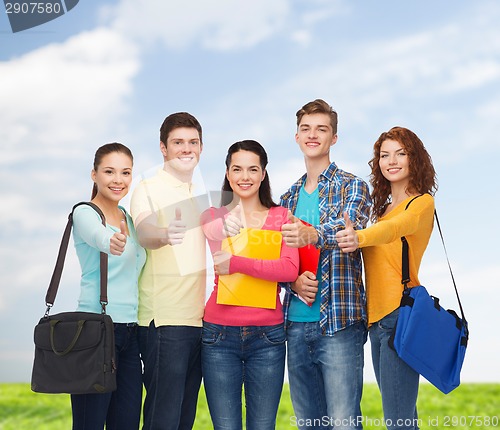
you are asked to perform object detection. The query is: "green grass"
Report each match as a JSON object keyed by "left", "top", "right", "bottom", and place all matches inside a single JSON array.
[{"left": 1, "top": 383, "right": 499, "bottom": 429}]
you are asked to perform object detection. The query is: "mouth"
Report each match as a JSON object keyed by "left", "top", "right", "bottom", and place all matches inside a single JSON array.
[
  {"left": 387, "top": 168, "right": 401, "bottom": 174},
  {"left": 178, "top": 156, "right": 194, "bottom": 162},
  {"left": 306, "top": 142, "right": 320, "bottom": 148},
  {"left": 109, "top": 187, "right": 124, "bottom": 193},
  {"left": 237, "top": 183, "right": 253, "bottom": 190}
]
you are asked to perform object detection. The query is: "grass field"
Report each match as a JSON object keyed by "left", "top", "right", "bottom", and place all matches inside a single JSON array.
[{"left": 1, "top": 383, "right": 499, "bottom": 429}]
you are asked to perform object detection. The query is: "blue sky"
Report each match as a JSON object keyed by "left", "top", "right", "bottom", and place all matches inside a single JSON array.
[{"left": 1, "top": 0, "right": 499, "bottom": 384}]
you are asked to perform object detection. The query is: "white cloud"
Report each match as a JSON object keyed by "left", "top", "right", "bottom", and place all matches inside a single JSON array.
[
  {"left": 0, "top": 27, "right": 139, "bottom": 165},
  {"left": 108, "top": 0, "right": 290, "bottom": 51}
]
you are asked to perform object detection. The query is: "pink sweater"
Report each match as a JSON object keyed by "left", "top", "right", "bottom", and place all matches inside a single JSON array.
[{"left": 201, "top": 205, "right": 299, "bottom": 326}]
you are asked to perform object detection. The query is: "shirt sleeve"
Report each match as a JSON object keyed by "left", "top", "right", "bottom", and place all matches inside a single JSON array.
[
  {"left": 228, "top": 208, "right": 299, "bottom": 282},
  {"left": 200, "top": 207, "right": 228, "bottom": 241},
  {"left": 315, "top": 176, "right": 372, "bottom": 250},
  {"left": 73, "top": 205, "right": 113, "bottom": 254},
  {"left": 357, "top": 194, "right": 435, "bottom": 247}
]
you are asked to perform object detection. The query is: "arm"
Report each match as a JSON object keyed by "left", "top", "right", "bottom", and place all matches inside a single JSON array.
[
  {"left": 229, "top": 239, "right": 299, "bottom": 282},
  {"left": 315, "top": 177, "right": 371, "bottom": 250},
  {"left": 131, "top": 183, "right": 186, "bottom": 250},
  {"left": 357, "top": 194, "right": 434, "bottom": 247},
  {"left": 73, "top": 206, "right": 114, "bottom": 254}
]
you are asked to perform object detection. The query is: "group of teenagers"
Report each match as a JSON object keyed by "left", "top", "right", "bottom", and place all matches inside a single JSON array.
[{"left": 70, "top": 98, "right": 437, "bottom": 430}]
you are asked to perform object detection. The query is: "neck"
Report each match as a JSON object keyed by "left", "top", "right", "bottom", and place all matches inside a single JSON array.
[
  {"left": 304, "top": 156, "right": 330, "bottom": 190},
  {"left": 390, "top": 182, "right": 414, "bottom": 205},
  {"left": 163, "top": 164, "right": 193, "bottom": 184}
]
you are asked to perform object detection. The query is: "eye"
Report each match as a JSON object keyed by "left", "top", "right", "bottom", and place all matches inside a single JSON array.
[
  {"left": 104, "top": 169, "right": 113, "bottom": 174},
  {"left": 123, "top": 171, "right": 131, "bottom": 176},
  {"left": 380, "top": 154, "right": 388, "bottom": 158},
  {"left": 190, "top": 140, "right": 199, "bottom": 145}
]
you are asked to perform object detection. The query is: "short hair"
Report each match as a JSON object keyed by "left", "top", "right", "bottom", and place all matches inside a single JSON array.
[
  {"left": 221, "top": 140, "right": 277, "bottom": 208},
  {"left": 296, "top": 99, "right": 338, "bottom": 135},
  {"left": 91, "top": 142, "right": 133, "bottom": 199},
  {"left": 369, "top": 126, "right": 438, "bottom": 221},
  {"left": 159, "top": 112, "right": 203, "bottom": 145}
]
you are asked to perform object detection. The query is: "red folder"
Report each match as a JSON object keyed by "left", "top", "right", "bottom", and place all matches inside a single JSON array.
[{"left": 298, "top": 220, "right": 320, "bottom": 275}]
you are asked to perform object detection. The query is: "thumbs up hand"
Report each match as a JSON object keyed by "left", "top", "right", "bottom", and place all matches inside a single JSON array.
[
  {"left": 281, "top": 210, "right": 318, "bottom": 248},
  {"left": 222, "top": 204, "right": 243, "bottom": 237},
  {"left": 336, "top": 212, "right": 359, "bottom": 253},
  {"left": 167, "top": 207, "right": 187, "bottom": 245},
  {"left": 110, "top": 219, "right": 128, "bottom": 255}
]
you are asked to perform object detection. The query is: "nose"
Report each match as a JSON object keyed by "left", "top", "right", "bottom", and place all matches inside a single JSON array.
[
  {"left": 180, "top": 142, "right": 191, "bottom": 153},
  {"left": 388, "top": 154, "right": 397, "bottom": 165}
]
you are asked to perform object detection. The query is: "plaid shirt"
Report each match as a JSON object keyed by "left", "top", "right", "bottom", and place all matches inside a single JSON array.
[{"left": 280, "top": 162, "right": 372, "bottom": 336}]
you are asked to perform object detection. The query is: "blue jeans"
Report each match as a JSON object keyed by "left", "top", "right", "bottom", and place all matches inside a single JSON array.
[
  {"left": 71, "top": 323, "right": 142, "bottom": 430},
  {"left": 201, "top": 322, "right": 286, "bottom": 430},
  {"left": 370, "top": 309, "right": 420, "bottom": 430},
  {"left": 138, "top": 322, "right": 202, "bottom": 430},
  {"left": 286, "top": 321, "right": 367, "bottom": 430}
]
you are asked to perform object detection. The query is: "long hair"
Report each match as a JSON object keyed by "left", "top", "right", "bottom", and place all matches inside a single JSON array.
[
  {"left": 91, "top": 142, "right": 133, "bottom": 199},
  {"left": 369, "top": 126, "right": 437, "bottom": 221},
  {"left": 220, "top": 140, "right": 277, "bottom": 208}
]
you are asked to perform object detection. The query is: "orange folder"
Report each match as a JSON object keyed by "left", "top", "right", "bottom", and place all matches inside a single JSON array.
[{"left": 217, "top": 228, "right": 282, "bottom": 309}]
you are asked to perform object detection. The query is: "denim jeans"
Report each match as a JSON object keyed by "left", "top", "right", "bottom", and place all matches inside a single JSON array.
[
  {"left": 286, "top": 321, "right": 367, "bottom": 430},
  {"left": 370, "top": 309, "right": 420, "bottom": 430},
  {"left": 138, "top": 322, "right": 202, "bottom": 430},
  {"left": 71, "top": 323, "right": 142, "bottom": 430},
  {"left": 201, "top": 322, "right": 286, "bottom": 430}
]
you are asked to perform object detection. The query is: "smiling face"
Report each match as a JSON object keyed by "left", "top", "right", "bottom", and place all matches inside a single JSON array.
[
  {"left": 379, "top": 138, "right": 410, "bottom": 186},
  {"left": 161, "top": 126, "right": 202, "bottom": 180},
  {"left": 295, "top": 113, "right": 337, "bottom": 162},
  {"left": 226, "top": 150, "right": 265, "bottom": 201},
  {"left": 91, "top": 151, "right": 133, "bottom": 202}
]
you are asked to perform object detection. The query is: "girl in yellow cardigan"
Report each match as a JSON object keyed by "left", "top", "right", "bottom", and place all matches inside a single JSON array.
[{"left": 336, "top": 126, "right": 437, "bottom": 430}]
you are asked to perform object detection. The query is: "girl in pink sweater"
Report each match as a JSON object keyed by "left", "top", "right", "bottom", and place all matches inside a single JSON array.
[{"left": 201, "top": 140, "right": 299, "bottom": 430}]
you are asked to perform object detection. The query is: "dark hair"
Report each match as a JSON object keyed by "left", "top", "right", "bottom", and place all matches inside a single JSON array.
[
  {"left": 296, "top": 99, "right": 338, "bottom": 135},
  {"left": 91, "top": 142, "right": 133, "bottom": 199},
  {"left": 369, "top": 126, "right": 438, "bottom": 221},
  {"left": 160, "top": 112, "right": 203, "bottom": 146},
  {"left": 221, "top": 140, "right": 277, "bottom": 208}
]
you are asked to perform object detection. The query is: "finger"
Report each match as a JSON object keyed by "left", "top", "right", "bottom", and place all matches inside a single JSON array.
[
  {"left": 120, "top": 219, "right": 127, "bottom": 235},
  {"left": 287, "top": 210, "right": 299, "bottom": 224},
  {"left": 175, "top": 207, "right": 182, "bottom": 221},
  {"left": 343, "top": 212, "right": 353, "bottom": 229}
]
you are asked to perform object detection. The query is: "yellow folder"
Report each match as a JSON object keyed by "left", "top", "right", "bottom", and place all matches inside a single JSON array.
[{"left": 217, "top": 228, "right": 282, "bottom": 309}]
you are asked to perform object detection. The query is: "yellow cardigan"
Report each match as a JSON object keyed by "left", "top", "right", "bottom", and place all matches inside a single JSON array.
[{"left": 357, "top": 194, "right": 435, "bottom": 325}]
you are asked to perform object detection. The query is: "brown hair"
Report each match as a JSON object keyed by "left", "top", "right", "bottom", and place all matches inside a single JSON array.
[
  {"left": 369, "top": 126, "right": 437, "bottom": 220},
  {"left": 296, "top": 99, "right": 338, "bottom": 135},
  {"left": 160, "top": 112, "right": 202, "bottom": 146},
  {"left": 91, "top": 143, "right": 133, "bottom": 199}
]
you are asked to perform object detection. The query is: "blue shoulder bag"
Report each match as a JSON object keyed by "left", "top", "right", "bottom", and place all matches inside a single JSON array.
[{"left": 388, "top": 196, "right": 469, "bottom": 394}]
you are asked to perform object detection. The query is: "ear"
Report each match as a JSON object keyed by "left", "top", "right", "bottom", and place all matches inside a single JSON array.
[
  {"left": 295, "top": 132, "right": 300, "bottom": 145},
  {"left": 330, "top": 134, "right": 338, "bottom": 147},
  {"left": 91, "top": 169, "right": 96, "bottom": 182},
  {"left": 160, "top": 141, "right": 167, "bottom": 157},
  {"left": 261, "top": 169, "right": 266, "bottom": 182}
]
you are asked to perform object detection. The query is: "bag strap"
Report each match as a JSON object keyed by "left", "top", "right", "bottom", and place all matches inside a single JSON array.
[
  {"left": 45, "top": 202, "right": 109, "bottom": 316},
  {"left": 401, "top": 195, "right": 467, "bottom": 325}
]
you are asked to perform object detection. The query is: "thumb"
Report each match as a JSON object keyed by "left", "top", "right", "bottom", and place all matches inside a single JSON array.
[
  {"left": 175, "top": 207, "right": 182, "bottom": 221},
  {"left": 233, "top": 204, "right": 241, "bottom": 218},
  {"left": 343, "top": 212, "right": 353, "bottom": 229},
  {"left": 120, "top": 219, "right": 127, "bottom": 235},
  {"left": 288, "top": 210, "right": 299, "bottom": 223}
]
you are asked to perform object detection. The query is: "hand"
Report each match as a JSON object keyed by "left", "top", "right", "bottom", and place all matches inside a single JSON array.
[
  {"left": 281, "top": 211, "right": 318, "bottom": 248},
  {"left": 167, "top": 208, "right": 187, "bottom": 246},
  {"left": 213, "top": 250, "right": 231, "bottom": 275},
  {"left": 292, "top": 271, "right": 319, "bottom": 305},
  {"left": 110, "top": 219, "right": 127, "bottom": 255},
  {"left": 336, "top": 212, "right": 359, "bottom": 253},
  {"left": 222, "top": 204, "right": 243, "bottom": 237}
]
